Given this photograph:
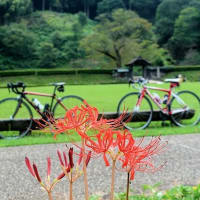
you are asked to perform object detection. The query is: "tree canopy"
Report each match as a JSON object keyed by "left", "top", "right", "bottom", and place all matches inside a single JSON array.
[
  {"left": 0, "top": 0, "right": 32, "bottom": 24},
  {"left": 81, "top": 9, "right": 168, "bottom": 68},
  {"left": 169, "top": 7, "right": 200, "bottom": 60}
]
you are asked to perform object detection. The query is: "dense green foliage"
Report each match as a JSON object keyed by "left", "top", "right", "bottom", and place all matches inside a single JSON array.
[
  {"left": 155, "top": 0, "right": 200, "bottom": 61},
  {"left": 0, "top": 11, "right": 94, "bottom": 69},
  {"left": 0, "top": 0, "right": 200, "bottom": 69},
  {"left": 81, "top": 9, "right": 169, "bottom": 67},
  {"left": 90, "top": 184, "right": 200, "bottom": 200}
]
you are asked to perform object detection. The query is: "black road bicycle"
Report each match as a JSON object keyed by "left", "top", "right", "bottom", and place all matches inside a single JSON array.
[{"left": 0, "top": 82, "right": 84, "bottom": 139}]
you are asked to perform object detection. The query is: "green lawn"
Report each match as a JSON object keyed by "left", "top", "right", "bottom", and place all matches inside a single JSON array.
[
  {"left": 0, "top": 81, "right": 199, "bottom": 112},
  {"left": 0, "top": 82, "right": 200, "bottom": 147}
]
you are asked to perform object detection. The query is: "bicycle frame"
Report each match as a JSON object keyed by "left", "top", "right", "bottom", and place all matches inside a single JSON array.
[
  {"left": 136, "top": 82, "right": 181, "bottom": 115},
  {"left": 20, "top": 89, "right": 67, "bottom": 118}
]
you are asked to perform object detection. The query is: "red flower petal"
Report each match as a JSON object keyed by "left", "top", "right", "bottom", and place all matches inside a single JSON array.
[
  {"left": 47, "top": 157, "right": 51, "bottom": 177},
  {"left": 57, "top": 150, "right": 64, "bottom": 166},
  {"left": 25, "top": 157, "right": 35, "bottom": 177},
  {"left": 68, "top": 148, "right": 74, "bottom": 169},
  {"left": 63, "top": 151, "right": 68, "bottom": 167},
  {"left": 85, "top": 151, "right": 92, "bottom": 167},
  {"left": 56, "top": 172, "right": 65, "bottom": 180},
  {"left": 33, "top": 163, "right": 42, "bottom": 183}
]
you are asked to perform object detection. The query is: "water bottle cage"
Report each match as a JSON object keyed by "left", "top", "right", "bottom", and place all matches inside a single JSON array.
[{"left": 43, "top": 104, "right": 50, "bottom": 113}]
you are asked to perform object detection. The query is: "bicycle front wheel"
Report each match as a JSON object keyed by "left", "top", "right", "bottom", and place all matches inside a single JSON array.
[
  {"left": 117, "top": 92, "right": 153, "bottom": 130},
  {"left": 0, "top": 98, "right": 33, "bottom": 139},
  {"left": 53, "top": 95, "right": 84, "bottom": 119},
  {"left": 170, "top": 90, "right": 200, "bottom": 127}
]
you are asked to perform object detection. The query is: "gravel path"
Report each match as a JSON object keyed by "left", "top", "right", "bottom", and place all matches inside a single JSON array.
[{"left": 1, "top": 134, "right": 200, "bottom": 200}]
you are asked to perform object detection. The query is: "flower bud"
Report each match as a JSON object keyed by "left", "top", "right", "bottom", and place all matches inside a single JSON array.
[
  {"left": 33, "top": 163, "right": 42, "bottom": 183},
  {"left": 57, "top": 150, "right": 64, "bottom": 166},
  {"left": 68, "top": 148, "right": 74, "bottom": 169},
  {"left": 85, "top": 151, "right": 92, "bottom": 167}
]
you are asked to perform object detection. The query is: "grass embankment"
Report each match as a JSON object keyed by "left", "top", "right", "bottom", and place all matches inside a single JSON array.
[
  {"left": 0, "top": 82, "right": 200, "bottom": 147},
  {"left": 0, "top": 73, "right": 120, "bottom": 87},
  {"left": 0, "top": 65, "right": 200, "bottom": 87}
]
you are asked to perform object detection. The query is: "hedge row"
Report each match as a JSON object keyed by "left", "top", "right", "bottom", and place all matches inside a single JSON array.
[
  {"left": 163, "top": 65, "right": 200, "bottom": 72},
  {"left": 0, "top": 68, "right": 113, "bottom": 77},
  {"left": 147, "top": 65, "right": 200, "bottom": 72},
  {"left": 0, "top": 65, "right": 199, "bottom": 77}
]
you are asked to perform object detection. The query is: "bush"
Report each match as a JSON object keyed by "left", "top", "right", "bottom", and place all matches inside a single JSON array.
[{"left": 180, "top": 50, "right": 200, "bottom": 65}]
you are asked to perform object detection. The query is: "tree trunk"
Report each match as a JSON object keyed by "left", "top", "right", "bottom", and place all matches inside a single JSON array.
[
  {"left": 114, "top": 45, "right": 122, "bottom": 68},
  {"left": 42, "top": 0, "right": 45, "bottom": 11}
]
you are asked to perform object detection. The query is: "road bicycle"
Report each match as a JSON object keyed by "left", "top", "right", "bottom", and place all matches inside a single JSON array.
[
  {"left": 0, "top": 82, "right": 84, "bottom": 139},
  {"left": 117, "top": 77, "right": 200, "bottom": 130}
]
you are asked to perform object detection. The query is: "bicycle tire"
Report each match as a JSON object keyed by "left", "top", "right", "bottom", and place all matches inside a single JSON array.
[
  {"left": 53, "top": 95, "right": 84, "bottom": 119},
  {"left": 169, "top": 90, "right": 200, "bottom": 127},
  {"left": 0, "top": 97, "right": 33, "bottom": 139},
  {"left": 117, "top": 92, "right": 153, "bottom": 130}
]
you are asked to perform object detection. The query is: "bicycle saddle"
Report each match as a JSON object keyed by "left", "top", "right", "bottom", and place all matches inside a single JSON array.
[
  {"left": 164, "top": 78, "right": 182, "bottom": 83},
  {"left": 50, "top": 82, "right": 66, "bottom": 86}
]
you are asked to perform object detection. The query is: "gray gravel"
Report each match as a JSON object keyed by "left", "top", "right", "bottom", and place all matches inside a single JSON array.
[{"left": 1, "top": 134, "right": 200, "bottom": 200}]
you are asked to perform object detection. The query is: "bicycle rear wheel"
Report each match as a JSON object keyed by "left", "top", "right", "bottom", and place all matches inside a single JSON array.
[
  {"left": 170, "top": 90, "right": 200, "bottom": 127},
  {"left": 53, "top": 95, "right": 84, "bottom": 119},
  {"left": 0, "top": 98, "right": 33, "bottom": 139},
  {"left": 117, "top": 92, "right": 153, "bottom": 130}
]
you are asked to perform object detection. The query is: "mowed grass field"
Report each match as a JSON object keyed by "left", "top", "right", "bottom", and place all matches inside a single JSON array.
[{"left": 0, "top": 81, "right": 200, "bottom": 146}]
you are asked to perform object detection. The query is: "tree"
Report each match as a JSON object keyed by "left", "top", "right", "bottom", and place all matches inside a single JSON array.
[
  {"left": 37, "top": 42, "right": 59, "bottom": 68},
  {"left": 0, "top": 0, "right": 32, "bottom": 24},
  {"left": 81, "top": 9, "right": 167, "bottom": 68},
  {"left": 189, "top": 0, "right": 200, "bottom": 9},
  {"left": 0, "top": 24, "right": 36, "bottom": 59},
  {"left": 81, "top": 0, "right": 96, "bottom": 18},
  {"left": 128, "top": 0, "right": 162, "bottom": 21},
  {"left": 168, "top": 7, "right": 200, "bottom": 60},
  {"left": 155, "top": 0, "right": 189, "bottom": 45},
  {"left": 97, "top": 0, "right": 125, "bottom": 15}
]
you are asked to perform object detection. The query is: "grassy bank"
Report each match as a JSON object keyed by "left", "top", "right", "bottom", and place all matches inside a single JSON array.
[
  {"left": 0, "top": 65, "right": 200, "bottom": 87},
  {"left": 0, "top": 125, "right": 200, "bottom": 147}
]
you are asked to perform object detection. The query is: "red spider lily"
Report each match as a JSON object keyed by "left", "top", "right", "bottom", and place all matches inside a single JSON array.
[
  {"left": 25, "top": 157, "right": 65, "bottom": 192},
  {"left": 119, "top": 136, "right": 167, "bottom": 180},
  {"left": 57, "top": 148, "right": 92, "bottom": 177},
  {"left": 35, "top": 101, "right": 128, "bottom": 139},
  {"left": 57, "top": 147, "right": 92, "bottom": 200},
  {"left": 85, "top": 128, "right": 141, "bottom": 166}
]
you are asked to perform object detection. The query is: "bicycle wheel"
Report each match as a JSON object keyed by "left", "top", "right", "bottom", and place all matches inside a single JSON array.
[
  {"left": 53, "top": 95, "right": 84, "bottom": 119},
  {"left": 117, "top": 92, "right": 153, "bottom": 130},
  {"left": 169, "top": 90, "right": 200, "bottom": 127},
  {"left": 0, "top": 98, "right": 33, "bottom": 139}
]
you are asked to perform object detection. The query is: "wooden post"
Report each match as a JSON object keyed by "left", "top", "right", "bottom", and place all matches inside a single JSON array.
[{"left": 157, "top": 67, "right": 160, "bottom": 79}]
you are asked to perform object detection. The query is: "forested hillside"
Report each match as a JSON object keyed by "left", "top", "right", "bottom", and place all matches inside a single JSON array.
[{"left": 0, "top": 0, "right": 200, "bottom": 69}]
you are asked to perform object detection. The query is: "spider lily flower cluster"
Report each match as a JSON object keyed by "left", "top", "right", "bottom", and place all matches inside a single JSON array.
[
  {"left": 25, "top": 157, "right": 65, "bottom": 200},
  {"left": 25, "top": 101, "right": 167, "bottom": 200},
  {"left": 57, "top": 147, "right": 91, "bottom": 181}
]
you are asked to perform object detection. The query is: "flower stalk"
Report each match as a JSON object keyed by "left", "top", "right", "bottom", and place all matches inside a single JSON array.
[
  {"left": 57, "top": 147, "right": 91, "bottom": 200},
  {"left": 126, "top": 172, "right": 130, "bottom": 200},
  {"left": 110, "top": 159, "right": 116, "bottom": 200}
]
